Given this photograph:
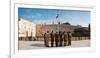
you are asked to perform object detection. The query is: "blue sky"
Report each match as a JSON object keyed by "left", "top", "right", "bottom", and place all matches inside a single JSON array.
[{"left": 18, "top": 8, "right": 90, "bottom": 27}]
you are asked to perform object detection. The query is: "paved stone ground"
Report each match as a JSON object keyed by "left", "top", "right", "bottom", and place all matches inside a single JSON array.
[{"left": 18, "top": 40, "right": 90, "bottom": 50}]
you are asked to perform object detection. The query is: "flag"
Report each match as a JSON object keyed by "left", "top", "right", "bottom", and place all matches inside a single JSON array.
[{"left": 56, "top": 14, "right": 59, "bottom": 19}]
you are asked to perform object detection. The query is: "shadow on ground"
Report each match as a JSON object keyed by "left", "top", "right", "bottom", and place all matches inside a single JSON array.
[{"left": 30, "top": 43, "right": 45, "bottom": 47}]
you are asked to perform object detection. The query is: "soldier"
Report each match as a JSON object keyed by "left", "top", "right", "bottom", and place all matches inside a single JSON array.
[
  {"left": 55, "top": 32, "right": 59, "bottom": 47},
  {"left": 50, "top": 31, "right": 55, "bottom": 47},
  {"left": 67, "top": 32, "right": 72, "bottom": 46},
  {"left": 44, "top": 31, "right": 50, "bottom": 47},
  {"left": 59, "top": 31, "right": 63, "bottom": 46},
  {"left": 63, "top": 31, "right": 68, "bottom": 46},
  {"left": 44, "top": 33, "right": 46, "bottom": 47}
]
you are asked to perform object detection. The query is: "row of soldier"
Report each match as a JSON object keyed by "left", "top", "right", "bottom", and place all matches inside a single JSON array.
[{"left": 44, "top": 31, "right": 72, "bottom": 47}]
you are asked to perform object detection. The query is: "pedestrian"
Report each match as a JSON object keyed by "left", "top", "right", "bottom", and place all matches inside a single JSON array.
[
  {"left": 50, "top": 31, "right": 55, "bottom": 47},
  {"left": 67, "top": 32, "right": 72, "bottom": 46}
]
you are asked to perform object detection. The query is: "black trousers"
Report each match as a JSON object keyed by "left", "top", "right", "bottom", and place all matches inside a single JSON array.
[
  {"left": 68, "top": 39, "right": 71, "bottom": 45},
  {"left": 60, "top": 41, "right": 63, "bottom": 46},
  {"left": 51, "top": 41, "right": 54, "bottom": 47},
  {"left": 55, "top": 41, "right": 58, "bottom": 47}
]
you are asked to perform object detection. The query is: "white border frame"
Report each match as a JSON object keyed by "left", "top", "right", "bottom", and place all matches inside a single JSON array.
[{"left": 10, "top": 2, "right": 96, "bottom": 57}]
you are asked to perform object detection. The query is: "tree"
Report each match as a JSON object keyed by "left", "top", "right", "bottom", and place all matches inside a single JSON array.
[
  {"left": 73, "top": 28, "right": 89, "bottom": 40},
  {"left": 88, "top": 24, "right": 90, "bottom": 39},
  {"left": 88, "top": 24, "right": 90, "bottom": 32},
  {"left": 63, "top": 22, "right": 71, "bottom": 25}
]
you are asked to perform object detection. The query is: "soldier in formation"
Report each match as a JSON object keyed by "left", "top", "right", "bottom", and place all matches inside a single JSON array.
[
  {"left": 55, "top": 31, "right": 59, "bottom": 47},
  {"left": 44, "top": 31, "right": 50, "bottom": 47},
  {"left": 67, "top": 32, "right": 72, "bottom": 46},
  {"left": 44, "top": 31, "right": 72, "bottom": 47},
  {"left": 59, "top": 31, "right": 63, "bottom": 46},
  {"left": 63, "top": 31, "right": 68, "bottom": 46},
  {"left": 50, "top": 31, "right": 55, "bottom": 47}
]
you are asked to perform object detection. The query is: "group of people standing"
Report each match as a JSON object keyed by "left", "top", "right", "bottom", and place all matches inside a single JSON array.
[{"left": 44, "top": 31, "right": 72, "bottom": 47}]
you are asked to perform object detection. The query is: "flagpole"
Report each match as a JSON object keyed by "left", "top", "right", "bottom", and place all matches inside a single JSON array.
[{"left": 56, "top": 14, "right": 59, "bottom": 32}]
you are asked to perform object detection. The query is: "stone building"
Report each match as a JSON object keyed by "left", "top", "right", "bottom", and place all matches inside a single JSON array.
[
  {"left": 18, "top": 18, "right": 36, "bottom": 41},
  {"left": 36, "top": 24, "right": 81, "bottom": 40},
  {"left": 18, "top": 18, "right": 89, "bottom": 41}
]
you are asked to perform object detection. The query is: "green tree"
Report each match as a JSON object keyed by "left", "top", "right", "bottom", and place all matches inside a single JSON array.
[{"left": 63, "top": 22, "right": 71, "bottom": 25}]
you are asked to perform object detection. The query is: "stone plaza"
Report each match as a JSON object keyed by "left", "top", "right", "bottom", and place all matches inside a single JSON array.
[{"left": 18, "top": 38, "right": 90, "bottom": 50}]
